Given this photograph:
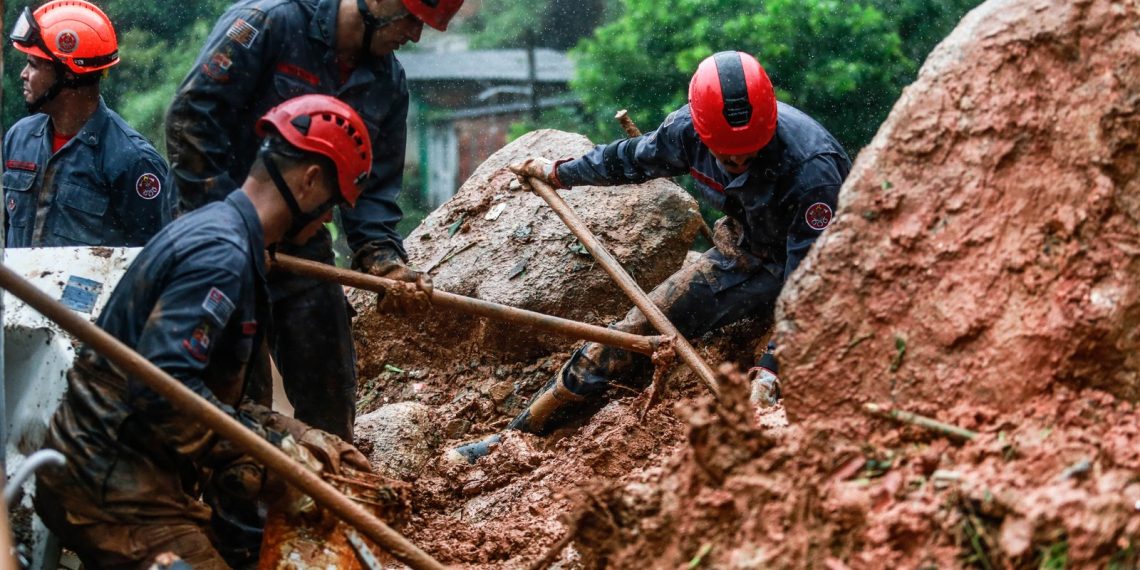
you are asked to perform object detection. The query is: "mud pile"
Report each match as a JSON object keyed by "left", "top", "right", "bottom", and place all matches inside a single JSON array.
[
  {"left": 571, "top": 0, "right": 1140, "bottom": 567},
  {"left": 776, "top": 0, "right": 1140, "bottom": 416},
  {"left": 352, "top": 0, "right": 1140, "bottom": 567}
]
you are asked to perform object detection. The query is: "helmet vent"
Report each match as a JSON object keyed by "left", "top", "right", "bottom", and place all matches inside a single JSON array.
[
  {"left": 290, "top": 115, "right": 311, "bottom": 135},
  {"left": 712, "top": 51, "right": 753, "bottom": 128}
]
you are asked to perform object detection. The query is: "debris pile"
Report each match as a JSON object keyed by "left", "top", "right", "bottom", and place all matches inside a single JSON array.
[{"left": 351, "top": 0, "right": 1140, "bottom": 567}]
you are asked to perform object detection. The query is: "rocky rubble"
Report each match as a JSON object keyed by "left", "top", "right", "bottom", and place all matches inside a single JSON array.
[{"left": 352, "top": 0, "right": 1140, "bottom": 567}]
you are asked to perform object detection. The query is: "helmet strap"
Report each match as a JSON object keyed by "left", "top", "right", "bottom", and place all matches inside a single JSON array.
[
  {"left": 261, "top": 148, "right": 336, "bottom": 239},
  {"left": 357, "top": 0, "right": 404, "bottom": 55},
  {"left": 25, "top": 62, "right": 100, "bottom": 114}
]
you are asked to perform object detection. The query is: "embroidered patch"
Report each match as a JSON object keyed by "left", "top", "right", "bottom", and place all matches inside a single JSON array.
[
  {"left": 5, "top": 160, "right": 37, "bottom": 172},
  {"left": 241, "top": 320, "right": 258, "bottom": 335},
  {"left": 183, "top": 322, "right": 212, "bottom": 362},
  {"left": 203, "top": 52, "right": 233, "bottom": 82},
  {"left": 136, "top": 173, "right": 162, "bottom": 200},
  {"left": 202, "top": 287, "right": 236, "bottom": 326},
  {"left": 226, "top": 18, "right": 260, "bottom": 49},
  {"left": 805, "top": 202, "right": 834, "bottom": 231},
  {"left": 275, "top": 63, "right": 318, "bottom": 86},
  {"left": 55, "top": 29, "right": 79, "bottom": 54}
]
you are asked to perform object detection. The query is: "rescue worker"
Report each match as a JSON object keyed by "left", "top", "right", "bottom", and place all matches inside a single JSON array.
[
  {"left": 165, "top": 0, "right": 463, "bottom": 441},
  {"left": 34, "top": 95, "right": 374, "bottom": 569},
  {"left": 4, "top": 0, "right": 173, "bottom": 248},
  {"left": 451, "top": 51, "right": 852, "bottom": 463}
]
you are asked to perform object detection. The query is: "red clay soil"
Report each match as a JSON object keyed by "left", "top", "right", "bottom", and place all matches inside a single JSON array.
[
  {"left": 776, "top": 0, "right": 1140, "bottom": 418},
  {"left": 348, "top": 1, "right": 1140, "bottom": 566}
]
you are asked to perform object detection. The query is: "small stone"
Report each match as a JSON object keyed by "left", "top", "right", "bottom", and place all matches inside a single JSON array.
[
  {"left": 444, "top": 419, "right": 471, "bottom": 439},
  {"left": 488, "top": 381, "right": 515, "bottom": 404}
]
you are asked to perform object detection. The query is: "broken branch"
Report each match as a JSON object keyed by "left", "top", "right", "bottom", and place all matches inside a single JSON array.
[{"left": 862, "top": 403, "right": 979, "bottom": 441}]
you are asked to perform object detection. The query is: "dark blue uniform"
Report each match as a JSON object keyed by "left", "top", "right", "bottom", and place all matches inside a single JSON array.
[
  {"left": 166, "top": 0, "right": 410, "bottom": 438},
  {"left": 554, "top": 102, "right": 850, "bottom": 395},
  {"left": 2, "top": 97, "right": 174, "bottom": 247},
  {"left": 34, "top": 191, "right": 302, "bottom": 568}
]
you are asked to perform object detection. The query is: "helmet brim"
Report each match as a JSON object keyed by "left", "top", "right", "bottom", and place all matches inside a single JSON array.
[{"left": 12, "top": 41, "right": 52, "bottom": 62}]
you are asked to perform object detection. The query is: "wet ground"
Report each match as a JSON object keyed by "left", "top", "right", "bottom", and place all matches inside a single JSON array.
[{"left": 352, "top": 298, "right": 1140, "bottom": 569}]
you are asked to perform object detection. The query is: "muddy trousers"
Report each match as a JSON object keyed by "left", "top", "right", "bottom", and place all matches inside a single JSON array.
[
  {"left": 562, "top": 246, "right": 784, "bottom": 399},
  {"left": 34, "top": 489, "right": 230, "bottom": 570},
  {"left": 271, "top": 280, "right": 357, "bottom": 440},
  {"left": 201, "top": 281, "right": 358, "bottom": 566}
]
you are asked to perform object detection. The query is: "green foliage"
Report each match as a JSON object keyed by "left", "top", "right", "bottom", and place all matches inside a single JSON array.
[
  {"left": 2, "top": 0, "right": 229, "bottom": 144},
  {"left": 468, "top": 0, "right": 618, "bottom": 50},
  {"left": 1036, "top": 540, "right": 1068, "bottom": 570},
  {"left": 571, "top": 0, "right": 983, "bottom": 152}
]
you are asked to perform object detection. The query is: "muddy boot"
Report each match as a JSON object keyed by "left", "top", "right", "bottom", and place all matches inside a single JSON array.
[{"left": 446, "top": 370, "right": 587, "bottom": 465}]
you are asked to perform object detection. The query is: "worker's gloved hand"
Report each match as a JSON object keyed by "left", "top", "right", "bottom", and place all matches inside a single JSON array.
[
  {"left": 508, "top": 157, "right": 568, "bottom": 189},
  {"left": 298, "top": 428, "right": 372, "bottom": 475},
  {"left": 354, "top": 247, "right": 433, "bottom": 315}
]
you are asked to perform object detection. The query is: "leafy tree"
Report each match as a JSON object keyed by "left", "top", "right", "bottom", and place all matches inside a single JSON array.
[
  {"left": 468, "top": 0, "right": 616, "bottom": 50},
  {"left": 2, "top": 0, "right": 230, "bottom": 146}
]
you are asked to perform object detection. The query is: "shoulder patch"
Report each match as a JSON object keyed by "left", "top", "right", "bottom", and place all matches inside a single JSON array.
[
  {"left": 183, "top": 321, "right": 212, "bottom": 362},
  {"left": 203, "top": 52, "right": 234, "bottom": 82},
  {"left": 805, "top": 202, "right": 834, "bottom": 231},
  {"left": 202, "top": 287, "right": 236, "bottom": 326},
  {"left": 226, "top": 18, "right": 260, "bottom": 49},
  {"left": 136, "top": 173, "right": 162, "bottom": 200}
]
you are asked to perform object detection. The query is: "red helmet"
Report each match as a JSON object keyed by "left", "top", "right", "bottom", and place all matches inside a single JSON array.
[
  {"left": 402, "top": 0, "right": 463, "bottom": 31},
  {"left": 688, "top": 51, "right": 777, "bottom": 156},
  {"left": 256, "top": 95, "right": 373, "bottom": 207},
  {"left": 10, "top": 0, "right": 119, "bottom": 75}
]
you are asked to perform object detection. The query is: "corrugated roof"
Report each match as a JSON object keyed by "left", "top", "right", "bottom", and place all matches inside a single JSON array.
[{"left": 398, "top": 48, "right": 573, "bottom": 82}]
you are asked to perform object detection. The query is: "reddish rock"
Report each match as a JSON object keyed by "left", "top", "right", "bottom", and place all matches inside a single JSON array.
[{"left": 776, "top": 0, "right": 1140, "bottom": 418}]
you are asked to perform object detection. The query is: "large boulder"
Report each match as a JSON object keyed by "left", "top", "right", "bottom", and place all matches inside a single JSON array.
[
  {"left": 355, "top": 129, "right": 702, "bottom": 369},
  {"left": 776, "top": 0, "right": 1140, "bottom": 418}
]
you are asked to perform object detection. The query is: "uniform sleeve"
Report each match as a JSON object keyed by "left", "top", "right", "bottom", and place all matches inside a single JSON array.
[
  {"left": 165, "top": 7, "right": 279, "bottom": 210},
  {"left": 340, "top": 72, "right": 409, "bottom": 260},
  {"left": 124, "top": 241, "right": 263, "bottom": 462},
  {"left": 557, "top": 108, "right": 694, "bottom": 187},
  {"left": 782, "top": 154, "right": 845, "bottom": 278},
  {"left": 114, "top": 148, "right": 175, "bottom": 246}
]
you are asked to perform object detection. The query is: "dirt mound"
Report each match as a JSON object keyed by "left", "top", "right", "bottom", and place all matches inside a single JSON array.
[
  {"left": 571, "top": 0, "right": 1140, "bottom": 567},
  {"left": 349, "top": 2, "right": 1140, "bottom": 567},
  {"left": 575, "top": 383, "right": 1140, "bottom": 569},
  {"left": 775, "top": 0, "right": 1140, "bottom": 418},
  {"left": 353, "top": 128, "right": 702, "bottom": 380}
]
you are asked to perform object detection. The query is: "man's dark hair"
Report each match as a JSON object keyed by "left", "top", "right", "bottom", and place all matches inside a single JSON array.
[{"left": 250, "top": 130, "right": 339, "bottom": 193}]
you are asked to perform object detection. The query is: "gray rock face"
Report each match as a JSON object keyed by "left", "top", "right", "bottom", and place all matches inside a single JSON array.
[
  {"left": 356, "top": 402, "right": 441, "bottom": 481},
  {"left": 355, "top": 129, "right": 703, "bottom": 364}
]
